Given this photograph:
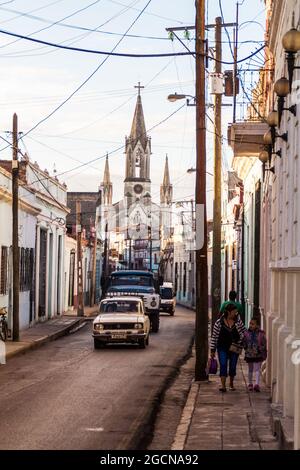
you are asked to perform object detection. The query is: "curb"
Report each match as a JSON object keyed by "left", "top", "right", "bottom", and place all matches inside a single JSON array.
[
  {"left": 122, "top": 335, "right": 195, "bottom": 451},
  {"left": 6, "top": 317, "right": 88, "bottom": 361},
  {"left": 171, "top": 379, "right": 199, "bottom": 450}
]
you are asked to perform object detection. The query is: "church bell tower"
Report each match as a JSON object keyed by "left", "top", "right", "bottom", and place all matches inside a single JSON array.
[{"left": 124, "top": 83, "right": 151, "bottom": 207}]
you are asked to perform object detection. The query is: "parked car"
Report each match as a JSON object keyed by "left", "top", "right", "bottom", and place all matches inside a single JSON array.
[
  {"left": 159, "top": 283, "right": 176, "bottom": 316},
  {"left": 93, "top": 297, "right": 150, "bottom": 349}
]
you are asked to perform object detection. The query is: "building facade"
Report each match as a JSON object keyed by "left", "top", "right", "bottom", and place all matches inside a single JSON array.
[
  {"left": 98, "top": 87, "right": 173, "bottom": 278},
  {"left": 0, "top": 157, "right": 69, "bottom": 330}
]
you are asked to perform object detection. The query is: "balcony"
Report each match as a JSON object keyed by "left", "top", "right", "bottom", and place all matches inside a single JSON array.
[{"left": 227, "top": 121, "right": 268, "bottom": 157}]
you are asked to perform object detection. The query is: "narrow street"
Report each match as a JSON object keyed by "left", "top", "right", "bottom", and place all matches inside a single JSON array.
[{"left": 0, "top": 307, "right": 194, "bottom": 450}]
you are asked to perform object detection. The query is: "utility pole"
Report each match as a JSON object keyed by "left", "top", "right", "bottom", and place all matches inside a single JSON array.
[
  {"left": 90, "top": 229, "right": 97, "bottom": 307},
  {"left": 128, "top": 237, "right": 132, "bottom": 269},
  {"left": 211, "top": 17, "right": 222, "bottom": 329},
  {"left": 233, "top": 2, "right": 239, "bottom": 123},
  {"left": 195, "top": 0, "right": 208, "bottom": 381},
  {"left": 149, "top": 225, "right": 153, "bottom": 272},
  {"left": 76, "top": 201, "right": 84, "bottom": 316},
  {"left": 12, "top": 113, "right": 19, "bottom": 341}
]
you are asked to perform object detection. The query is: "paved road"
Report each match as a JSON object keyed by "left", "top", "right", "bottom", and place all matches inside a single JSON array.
[{"left": 0, "top": 306, "right": 194, "bottom": 450}]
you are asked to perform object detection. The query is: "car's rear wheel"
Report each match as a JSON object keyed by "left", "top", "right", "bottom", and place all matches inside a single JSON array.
[
  {"left": 94, "top": 339, "right": 104, "bottom": 349},
  {"left": 138, "top": 338, "right": 146, "bottom": 349},
  {"left": 170, "top": 309, "right": 175, "bottom": 316}
]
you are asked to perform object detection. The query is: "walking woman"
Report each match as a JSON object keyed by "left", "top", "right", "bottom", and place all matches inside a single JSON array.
[{"left": 210, "top": 303, "right": 245, "bottom": 392}]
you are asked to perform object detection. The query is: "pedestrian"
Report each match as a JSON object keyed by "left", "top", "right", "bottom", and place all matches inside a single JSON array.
[
  {"left": 243, "top": 318, "right": 267, "bottom": 392},
  {"left": 210, "top": 303, "right": 245, "bottom": 392},
  {"left": 219, "top": 290, "right": 243, "bottom": 317}
]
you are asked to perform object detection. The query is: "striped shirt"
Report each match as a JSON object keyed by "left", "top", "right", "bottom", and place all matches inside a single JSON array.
[{"left": 210, "top": 315, "right": 246, "bottom": 352}]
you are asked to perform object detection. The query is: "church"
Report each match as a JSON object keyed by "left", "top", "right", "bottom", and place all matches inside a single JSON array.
[{"left": 98, "top": 84, "right": 173, "bottom": 274}]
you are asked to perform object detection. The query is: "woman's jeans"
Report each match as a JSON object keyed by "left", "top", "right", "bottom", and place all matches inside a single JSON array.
[{"left": 217, "top": 348, "right": 239, "bottom": 377}]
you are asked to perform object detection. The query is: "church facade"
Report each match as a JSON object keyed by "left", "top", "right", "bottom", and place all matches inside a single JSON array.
[{"left": 98, "top": 86, "right": 173, "bottom": 275}]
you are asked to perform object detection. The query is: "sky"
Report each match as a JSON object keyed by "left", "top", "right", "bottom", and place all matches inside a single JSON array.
[{"left": 0, "top": 0, "right": 266, "bottom": 216}]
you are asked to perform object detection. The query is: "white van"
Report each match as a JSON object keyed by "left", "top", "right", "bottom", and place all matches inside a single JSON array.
[{"left": 159, "top": 283, "right": 176, "bottom": 316}]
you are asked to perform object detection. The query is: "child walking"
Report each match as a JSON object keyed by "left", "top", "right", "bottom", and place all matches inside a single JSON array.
[{"left": 243, "top": 318, "right": 267, "bottom": 392}]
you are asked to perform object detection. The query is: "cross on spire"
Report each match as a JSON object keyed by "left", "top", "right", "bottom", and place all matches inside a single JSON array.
[{"left": 134, "top": 82, "right": 144, "bottom": 96}]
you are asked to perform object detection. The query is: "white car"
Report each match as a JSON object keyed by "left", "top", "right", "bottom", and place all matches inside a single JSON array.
[{"left": 93, "top": 297, "right": 150, "bottom": 349}]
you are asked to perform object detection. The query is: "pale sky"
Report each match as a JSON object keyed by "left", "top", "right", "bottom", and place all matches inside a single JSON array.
[{"left": 0, "top": 0, "right": 265, "bottom": 215}]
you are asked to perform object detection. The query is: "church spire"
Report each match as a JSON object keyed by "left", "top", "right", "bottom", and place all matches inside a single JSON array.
[
  {"left": 101, "top": 154, "right": 112, "bottom": 205},
  {"left": 129, "top": 83, "right": 147, "bottom": 150},
  {"left": 162, "top": 155, "right": 171, "bottom": 187},
  {"left": 160, "top": 155, "right": 173, "bottom": 205},
  {"left": 103, "top": 153, "right": 111, "bottom": 185}
]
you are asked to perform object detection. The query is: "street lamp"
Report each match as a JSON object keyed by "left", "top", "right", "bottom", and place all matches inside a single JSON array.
[
  {"left": 282, "top": 28, "right": 300, "bottom": 92},
  {"left": 187, "top": 167, "right": 214, "bottom": 177},
  {"left": 274, "top": 77, "right": 297, "bottom": 126},
  {"left": 167, "top": 93, "right": 196, "bottom": 106}
]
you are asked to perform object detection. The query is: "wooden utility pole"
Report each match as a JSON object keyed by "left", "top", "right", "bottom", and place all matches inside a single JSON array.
[
  {"left": 211, "top": 17, "right": 223, "bottom": 329},
  {"left": 76, "top": 201, "right": 84, "bottom": 316},
  {"left": 12, "top": 113, "right": 20, "bottom": 341},
  {"left": 233, "top": 2, "right": 239, "bottom": 123},
  {"left": 90, "top": 230, "right": 97, "bottom": 307},
  {"left": 195, "top": 0, "right": 208, "bottom": 381}
]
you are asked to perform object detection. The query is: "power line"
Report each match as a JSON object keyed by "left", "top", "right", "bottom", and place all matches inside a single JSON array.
[
  {"left": 0, "top": 27, "right": 265, "bottom": 63},
  {"left": 0, "top": 28, "right": 193, "bottom": 57},
  {"left": 25, "top": 102, "right": 186, "bottom": 187},
  {"left": 218, "top": 0, "right": 234, "bottom": 59},
  {"left": 0, "top": 0, "right": 67, "bottom": 26},
  {"left": 0, "top": 0, "right": 154, "bottom": 153},
  {"left": 0, "top": 0, "right": 104, "bottom": 50},
  {"left": 105, "top": 0, "right": 185, "bottom": 24},
  {"left": 0, "top": 2, "right": 171, "bottom": 43}
]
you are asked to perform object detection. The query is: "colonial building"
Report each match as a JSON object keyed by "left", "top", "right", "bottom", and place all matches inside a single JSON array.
[
  {"left": 66, "top": 192, "right": 102, "bottom": 308},
  {"left": 0, "top": 156, "right": 69, "bottom": 330},
  {"left": 226, "top": 0, "right": 300, "bottom": 448}
]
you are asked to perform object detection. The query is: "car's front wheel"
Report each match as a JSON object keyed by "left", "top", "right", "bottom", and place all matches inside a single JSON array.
[
  {"left": 94, "top": 339, "right": 104, "bottom": 349},
  {"left": 145, "top": 334, "right": 149, "bottom": 346},
  {"left": 138, "top": 338, "right": 146, "bottom": 349},
  {"left": 151, "top": 312, "right": 160, "bottom": 333}
]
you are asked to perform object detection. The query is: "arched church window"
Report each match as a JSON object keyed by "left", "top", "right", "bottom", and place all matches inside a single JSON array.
[{"left": 135, "top": 149, "right": 142, "bottom": 178}]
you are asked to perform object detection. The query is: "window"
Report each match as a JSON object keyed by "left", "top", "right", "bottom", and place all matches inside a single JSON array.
[
  {"left": 0, "top": 247, "right": 8, "bottom": 295},
  {"left": 19, "top": 248, "right": 34, "bottom": 292}
]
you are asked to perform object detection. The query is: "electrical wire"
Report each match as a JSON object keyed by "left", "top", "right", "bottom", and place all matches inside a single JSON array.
[
  {"left": 0, "top": 0, "right": 104, "bottom": 50},
  {"left": 0, "top": 0, "right": 67, "bottom": 26},
  {"left": 105, "top": 0, "right": 184, "bottom": 25},
  {"left": 24, "top": 102, "right": 186, "bottom": 187},
  {"left": 42, "top": 58, "right": 177, "bottom": 137},
  {"left": 0, "top": 28, "right": 193, "bottom": 57},
  {"left": 0, "top": 0, "right": 154, "bottom": 154},
  {"left": 0, "top": 27, "right": 266, "bottom": 63},
  {"left": 218, "top": 0, "right": 235, "bottom": 59},
  {"left": 0, "top": 1, "right": 170, "bottom": 42}
]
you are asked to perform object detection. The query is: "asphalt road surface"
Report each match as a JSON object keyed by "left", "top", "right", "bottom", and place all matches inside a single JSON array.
[{"left": 0, "top": 306, "right": 194, "bottom": 450}]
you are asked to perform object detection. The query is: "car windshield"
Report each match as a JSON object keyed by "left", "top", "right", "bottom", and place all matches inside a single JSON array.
[
  {"left": 100, "top": 300, "right": 140, "bottom": 314},
  {"left": 160, "top": 287, "right": 173, "bottom": 299},
  {"left": 110, "top": 275, "right": 153, "bottom": 287}
]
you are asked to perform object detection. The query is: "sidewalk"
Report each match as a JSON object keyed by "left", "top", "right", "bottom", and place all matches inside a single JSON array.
[
  {"left": 4, "top": 306, "right": 98, "bottom": 361},
  {"left": 172, "top": 353, "right": 279, "bottom": 450}
]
